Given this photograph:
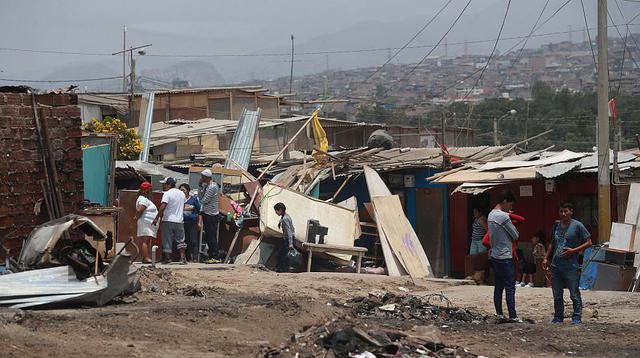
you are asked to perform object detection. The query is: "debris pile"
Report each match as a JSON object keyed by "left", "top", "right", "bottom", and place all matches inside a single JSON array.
[
  {"left": 347, "top": 293, "right": 487, "bottom": 324},
  {"left": 261, "top": 320, "right": 478, "bottom": 358}
]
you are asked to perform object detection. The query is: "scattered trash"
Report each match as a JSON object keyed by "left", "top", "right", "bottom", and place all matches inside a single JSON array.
[
  {"left": 347, "top": 294, "right": 487, "bottom": 324},
  {"left": 178, "top": 285, "right": 207, "bottom": 298},
  {"left": 262, "top": 321, "right": 478, "bottom": 357},
  {"left": 378, "top": 303, "right": 396, "bottom": 312},
  {"left": 397, "top": 286, "right": 409, "bottom": 292}
]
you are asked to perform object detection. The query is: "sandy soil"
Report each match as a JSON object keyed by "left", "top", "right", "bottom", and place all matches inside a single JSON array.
[{"left": 1, "top": 264, "right": 640, "bottom": 357}]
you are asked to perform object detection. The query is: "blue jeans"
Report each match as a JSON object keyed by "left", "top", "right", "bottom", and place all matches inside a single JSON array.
[
  {"left": 470, "top": 240, "right": 487, "bottom": 255},
  {"left": 551, "top": 267, "right": 582, "bottom": 321},
  {"left": 493, "top": 258, "right": 517, "bottom": 318}
]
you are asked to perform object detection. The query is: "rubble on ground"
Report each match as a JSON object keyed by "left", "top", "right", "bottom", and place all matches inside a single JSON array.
[{"left": 261, "top": 319, "right": 478, "bottom": 358}]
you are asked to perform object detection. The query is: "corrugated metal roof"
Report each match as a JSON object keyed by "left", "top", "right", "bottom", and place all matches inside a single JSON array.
[
  {"left": 148, "top": 118, "right": 282, "bottom": 147},
  {"left": 132, "top": 85, "right": 269, "bottom": 96},
  {"left": 225, "top": 108, "right": 262, "bottom": 170}
]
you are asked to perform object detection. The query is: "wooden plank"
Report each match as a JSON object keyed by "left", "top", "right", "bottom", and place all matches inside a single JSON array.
[
  {"left": 364, "top": 166, "right": 406, "bottom": 277},
  {"left": 302, "top": 242, "right": 368, "bottom": 253},
  {"left": 372, "top": 195, "right": 434, "bottom": 278}
]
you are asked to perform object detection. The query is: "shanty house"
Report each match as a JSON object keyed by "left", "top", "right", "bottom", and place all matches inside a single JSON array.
[
  {"left": 431, "top": 149, "right": 640, "bottom": 278},
  {"left": 131, "top": 86, "right": 282, "bottom": 126}
]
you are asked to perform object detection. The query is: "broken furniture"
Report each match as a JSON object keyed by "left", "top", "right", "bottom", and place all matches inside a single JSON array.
[
  {"left": 306, "top": 220, "right": 328, "bottom": 245},
  {"left": 302, "top": 242, "right": 367, "bottom": 273},
  {"left": 18, "top": 214, "right": 109, "bottom": 276}
]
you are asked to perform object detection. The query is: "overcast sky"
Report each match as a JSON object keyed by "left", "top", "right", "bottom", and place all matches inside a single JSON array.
[{"left": 1, "top": 0, "right": 638, "bottom": 87}]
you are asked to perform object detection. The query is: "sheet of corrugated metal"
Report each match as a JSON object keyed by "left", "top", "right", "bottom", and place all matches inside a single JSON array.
[{"left": 225, "top": 108, "right": 262, "bottom": 170}]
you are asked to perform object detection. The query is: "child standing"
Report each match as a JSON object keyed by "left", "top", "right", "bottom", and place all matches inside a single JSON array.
[
  {"left": 274, "top": 202, "right": 295, "bottom": 272},
  {"left": 520, "top": 231, "right": 546, "bottom": 287}
]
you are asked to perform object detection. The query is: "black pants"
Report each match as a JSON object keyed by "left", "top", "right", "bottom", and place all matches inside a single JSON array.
[
  {"left": 202, "top": 213, "right": 220, "bottom": 259},
  {"left": 183, "top": 221, "right": 199, "bottom": 261}
]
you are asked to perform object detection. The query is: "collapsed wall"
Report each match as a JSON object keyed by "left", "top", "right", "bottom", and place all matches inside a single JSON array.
[{"left": 0, "top": 92, "right": 84, "bottom": 259}]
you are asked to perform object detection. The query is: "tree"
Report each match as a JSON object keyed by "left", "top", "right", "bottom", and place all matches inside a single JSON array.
[{"left": 83, "top": 117, "right": 142, "bottom": 160}]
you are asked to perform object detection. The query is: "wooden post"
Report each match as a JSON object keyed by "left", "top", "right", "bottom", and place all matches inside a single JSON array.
[
  {"left": 307, "top": 248, "right": 313, "bottom": 272},
  {"left": 257, "top": 109, "right": 320, "bottom": 180}
]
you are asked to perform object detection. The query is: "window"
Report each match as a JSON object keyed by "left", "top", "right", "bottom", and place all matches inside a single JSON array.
[{"left": 567, "top": 194, "right": 597, "bottom": 226}]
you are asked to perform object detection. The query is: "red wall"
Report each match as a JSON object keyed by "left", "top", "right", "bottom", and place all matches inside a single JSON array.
[{"left": 448, "top": 174, "right": 617, "bottom": 277}]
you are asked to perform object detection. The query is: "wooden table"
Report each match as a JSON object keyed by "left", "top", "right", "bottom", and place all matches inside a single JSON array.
[{"left": 301, "top": 242, "right": 368, "bottom": 273}]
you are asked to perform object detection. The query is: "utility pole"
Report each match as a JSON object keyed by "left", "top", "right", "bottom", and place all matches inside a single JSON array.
[
  {"left": 130, "top": 50, "right": 135, "bottom": 122},
  {"left": 597, "top": 0, "right": 611, "bottom": 243},
  {"left": 493, "top": 117, "right": 499, "bottom": 146},
  {"left": 289, "top": 34, "right": 295, "bottom": 94},
  {"left": 112, "top": 43, "right": 152, "bottom": 125},
  {"left": 441, "top": 114, "right": 446, "bottom": 146},
  {"left": 444, "top": 37, "right": 448, "bottom": 58},
  {"left": 122, "top": 26, "right": 127, "bottom": 93}
]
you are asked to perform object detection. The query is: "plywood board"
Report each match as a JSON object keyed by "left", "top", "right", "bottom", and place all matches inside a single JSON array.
[
  {"left": 259, "top": 183, "right": 359, "bottom": 264},
  {"left": 372, "top": 195, "right": 434, "bottom": 278},
  {"left": 235, "top": 239, "right": 275, "bottom": 265},
  {"left": 364, "top": 166, "right": 406, "bottom": 277},
  {"left": 624, "top": 183, "right": 640, "bottom": 226},
  {"left": 610, "top": 222, "right": 636, "bottom": 251}
]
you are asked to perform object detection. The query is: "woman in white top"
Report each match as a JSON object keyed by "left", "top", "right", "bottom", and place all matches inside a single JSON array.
[{"left": 134, "top": 181, "right": 158, "bottom": 263}]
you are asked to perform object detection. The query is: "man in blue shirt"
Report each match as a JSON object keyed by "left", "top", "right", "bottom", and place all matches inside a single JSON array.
[{"left": 543, "top": 202, "right": 592, "bottom": 325}]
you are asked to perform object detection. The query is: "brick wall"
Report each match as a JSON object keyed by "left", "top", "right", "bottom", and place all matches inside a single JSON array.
[{"left": 0, "top": 93, "right": 84, "bottom": 259}]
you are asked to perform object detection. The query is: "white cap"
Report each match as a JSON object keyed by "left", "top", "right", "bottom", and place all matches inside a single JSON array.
[{"left": 201, "top": 169, "right": 213, "bottom": 177}]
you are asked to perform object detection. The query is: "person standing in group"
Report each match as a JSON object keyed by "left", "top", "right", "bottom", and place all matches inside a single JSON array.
[
  {"left": 152, "top": 177, "right": 187, "bottom": 264},
  {"left": 274, "top": 202, "right": 295, "bottom": 272},
  {"left": 179, "top": 183, "right": 201, "bottom": 262},
  {"left": 543, "top": 202, "right": 592, "bottom": 325},
  {"left": 198, "top": 169, "right": 221, "bottom": 262},
  {"left": 134, "top": 181, "right": 157, "bottom": 264},
  {"left": 470, "top": 208, "right": 488, "bottom": 255},
  {"left": 488, "top": 190, "right": 520, "bottom": 321}
]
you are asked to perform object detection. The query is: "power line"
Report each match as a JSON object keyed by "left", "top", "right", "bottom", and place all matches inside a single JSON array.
[
  {"left": 366, "top": 0, "right": 454, "bottom": 81},
  {"left": 0, "top": 24, "right": 639, "bottom": 61},
  {"left": 581, "top": 0, "right": 598, "bottom": 70},
  {"left": 400, "top": 0, "right": 473, "bottom": 81},
  {"left": 0, "top": 75, "right": 122, "bottom": 83},
  {"left": 497, "top": 0, "right": 550, "bottom": 89}
]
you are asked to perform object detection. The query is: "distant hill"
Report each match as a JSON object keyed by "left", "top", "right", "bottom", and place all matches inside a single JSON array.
[{"left": 140, "top": 61, "right": 224, "bottom": 88}]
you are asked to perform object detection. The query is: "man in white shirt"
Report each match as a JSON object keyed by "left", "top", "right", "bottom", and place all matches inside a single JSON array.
[{"left": 152, "top": 177, "right": 187, "bottom": 264}]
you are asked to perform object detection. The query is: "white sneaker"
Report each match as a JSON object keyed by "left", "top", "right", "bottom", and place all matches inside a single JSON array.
[
  {"left": 519, "top": 282, "right": 526, "bottom": 287},
  {"left": 515, "top": 281, "right": 521, "bottom": 286},
  {"left": 526, "top": 283, "right": 534, "bottom": 288}
]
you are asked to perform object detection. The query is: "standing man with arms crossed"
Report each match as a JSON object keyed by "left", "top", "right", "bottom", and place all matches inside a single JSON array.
[
  {"left": 543, "top": 202, "right": 592, "bottom": 325},
  {"left": 152, "top": 177, "right": 187, "bottom": 264},
  {"left": 198, "top": 169, "right": 221, "bottom": 262},
  {"left": 488, "top": 190, "right": 520, "bottom": 321}
]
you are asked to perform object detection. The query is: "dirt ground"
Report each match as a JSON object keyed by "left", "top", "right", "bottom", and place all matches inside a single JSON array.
[{"left": 1, "top": 264, "right": 640, "bottom": 357}]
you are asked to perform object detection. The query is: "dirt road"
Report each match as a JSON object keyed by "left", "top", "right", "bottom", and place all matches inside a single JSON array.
[{"left": 1, "top": 264, "right": 640, "bottom": 357}]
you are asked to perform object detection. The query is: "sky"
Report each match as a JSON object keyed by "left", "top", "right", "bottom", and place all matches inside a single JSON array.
[{"left": 1, "top": 0, "right": 638, "bottom": 89}]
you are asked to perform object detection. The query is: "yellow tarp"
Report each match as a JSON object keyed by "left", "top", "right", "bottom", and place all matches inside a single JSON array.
[{"left": 310, "top": 108, "right": 328, "bottom": 162}]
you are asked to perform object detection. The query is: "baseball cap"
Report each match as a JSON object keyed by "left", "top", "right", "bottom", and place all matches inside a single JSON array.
[
  {"left": 201, "top": 169, "right": 213, "bottom": 177},
  {"left": 139, "top": 181, "right": 152, "bottom": 190},
  {"left": 160, "top": 177, "right": 176, "bottom": 185}
]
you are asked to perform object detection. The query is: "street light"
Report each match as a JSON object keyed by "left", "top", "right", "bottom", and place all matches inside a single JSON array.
[
  {"left": 112, "top": 43, "right": 152, "bottom": 125},
  {"left": 493, "top": 109, "right": 517, "bottom": 146}
]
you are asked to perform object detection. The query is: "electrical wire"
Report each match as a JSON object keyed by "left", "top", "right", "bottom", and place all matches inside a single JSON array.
[
  {"left": 496, "top": 0, "right": 550, "bottom": 90},
  {"left": 366, "top": 0, "right": 454, "bottom": 82},
  {"left": 454, "top": 0, "right": 512, "bottom": 146},
  {"left": 0, "top": 75, "right": 122, "bottom": 83},
  {"left": 399, "top": 0, "right": 473, "bottom": 82},
  {"left": 581, "top": 0, "right": 598, "bottom": 71}
]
